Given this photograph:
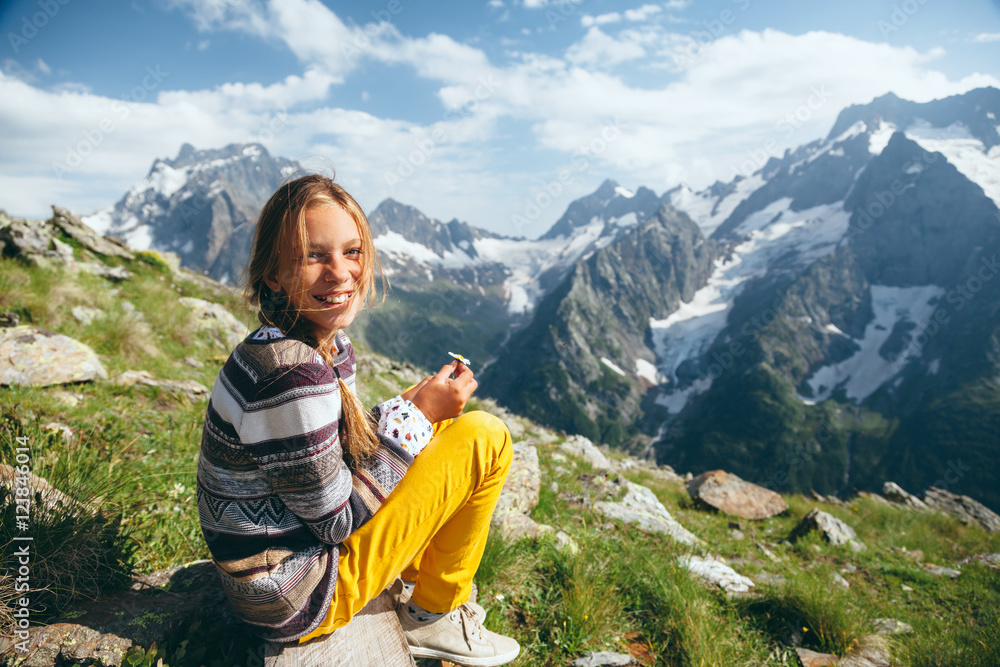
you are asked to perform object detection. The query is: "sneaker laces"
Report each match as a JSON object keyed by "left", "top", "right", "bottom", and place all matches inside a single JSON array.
[{"left": 456, "top": 602, "right": 485, "bottom": 649}]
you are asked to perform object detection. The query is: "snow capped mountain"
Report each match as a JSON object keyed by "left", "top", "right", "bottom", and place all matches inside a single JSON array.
[
  {"left": 368, "top": 179, "right": 664, "bottom": 315},
  {"left": 85, "top": 143, "right": 299, "bottom": 282},
  {"left": 654, "top": 87, "right": 1000, "bottom": 418}
]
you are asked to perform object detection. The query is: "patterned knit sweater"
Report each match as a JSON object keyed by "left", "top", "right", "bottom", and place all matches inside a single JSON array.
[{"left": 197, "top": 326, "right": 433, "bottom": 642}]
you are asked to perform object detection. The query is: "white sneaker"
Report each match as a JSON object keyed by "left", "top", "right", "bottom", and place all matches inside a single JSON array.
[
  {"left": 397, "top": 603, "right": 520, "bottom": 666},
  {"left": 389, "top": 578, "right": 487, "bottom": 623}
]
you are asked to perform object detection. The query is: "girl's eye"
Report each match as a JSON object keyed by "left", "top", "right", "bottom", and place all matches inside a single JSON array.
[{"left": 346, "top": 249, "right": 362, "bottom": 257}]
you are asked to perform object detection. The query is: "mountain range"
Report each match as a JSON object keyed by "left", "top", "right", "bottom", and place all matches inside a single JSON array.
[{"left": 85, "top": 86, "right": 1000, "bottom": 510}]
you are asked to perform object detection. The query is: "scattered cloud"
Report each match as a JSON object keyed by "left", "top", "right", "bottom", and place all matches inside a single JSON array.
[
  {"left": 580, "top": 12, "right": 621, "bottom": 27},
  {"left": 2, "top": 0, "right": 998, "bottom": 235},
  {"left": 973, "top": 32, "right": 1000, "bottom": 43},
  {"left": 566, "top": 27, "right": 646, "bottom": 67},
  {"left": 624, "top": 4, "right": 662, "bottom": 22}
]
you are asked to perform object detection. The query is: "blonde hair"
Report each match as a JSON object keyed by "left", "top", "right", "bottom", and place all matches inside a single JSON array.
[{"left": 243, "top": 173, "right": 388, "bottom": 467}]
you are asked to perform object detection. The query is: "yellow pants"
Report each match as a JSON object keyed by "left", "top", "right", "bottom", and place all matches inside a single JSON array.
[{"left": 299, "top": 410, "right": 513, "bottom": 643}]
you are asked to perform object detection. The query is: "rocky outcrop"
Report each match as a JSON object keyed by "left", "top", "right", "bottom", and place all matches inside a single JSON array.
[
  {"left": 872, "top": 618, "right": 913, "bottom": 635},
  {"left": 559, "top": 435, "right": 613, "bottom": 472},
  {"left": 686, "top": 470, "right": 788, "bottom": 520},
  {"left": 0, "top": 464, "right": 90, "bottom": 515},
  {"left": 923, "top": 486, "right": 1000, "bottom": 534},
  {"left": 8, "top": 561, "right": 251, "bottom": 667},
  {"left": 0, "top": 326, "right": 108, "bottom": 386},
  {"left": 794, "top": 648, "right": 839, "bottom": 667},
  {"left": 957, "top": 553, "right": 1000, "bottom": 569},
  {"left": 111, "top": 370, "right": 209, "bottom": 401},
  {"left": 837, "top": 635, "right": 891, "bottom": 667},
  {"left": 790, "top": 509, "right": 865, "bottom": 552},
  {"left": 179, "top": 297, "right": 249, "bottom": 350},
  {"left": 881, "top": 481, "right": 928, "bottom": 510},
  {"left": 679, "top": 555, "right": 755, "bottom": 595},
  {"left": 587, "top": 476, "right": 703, "bottom": 547},
  {"left": 50, "top": 206, "right": 134, "bottom": 260},
  {"left": 571, "top": 651, "right": 639, "bottom": 667},
  {"left": 491, "top": 443, "right": 554, "bottom": 541}
]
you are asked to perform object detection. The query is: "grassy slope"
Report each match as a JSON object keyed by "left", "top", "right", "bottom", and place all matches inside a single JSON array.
[{"left": 1, "top": 240, "right": 999, "bottom": 667}]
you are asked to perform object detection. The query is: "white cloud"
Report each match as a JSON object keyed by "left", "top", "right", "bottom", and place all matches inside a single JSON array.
[
  {"left": 624, "top": 4, "right": 662, "bottom": 21},
  {"left": 36, "top": 58, "right": 51, "bottom": 75},
  {"left": 973, "top": 32, "right": 1000, "bottom": 43},
  {"left": 566, "top": 27, "right": 646, "bottom": 67},
  {"left": 663, "top": 0, "right": 690, "bottom": 9},
  {"left": 580, "top": 12, "right": 621, "bottom": 28}
]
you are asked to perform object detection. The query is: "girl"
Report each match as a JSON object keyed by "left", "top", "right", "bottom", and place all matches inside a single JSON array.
[{"left": 197, "top": 173, "right": 520, "bottom": 665}]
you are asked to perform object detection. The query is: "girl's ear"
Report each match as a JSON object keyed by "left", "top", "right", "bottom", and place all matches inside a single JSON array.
[{"left": 264, "top": 274, "right": 281, "bottom": 293}]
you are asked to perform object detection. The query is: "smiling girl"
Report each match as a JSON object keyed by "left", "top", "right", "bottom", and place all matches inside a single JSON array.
[{"left": 197, "top": 174, "right": 520, "bottom": 665}]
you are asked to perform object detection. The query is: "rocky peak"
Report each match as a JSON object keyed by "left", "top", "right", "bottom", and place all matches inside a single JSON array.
[
  {"left": 367, "top": 198, "right": 501, "bottom": 259},
  {"left": 826, "top": 86, "right": 1000, "bottom": 149},
  {"left": 539, "top": 178, "right": 657, "bottom": 240},
  {"left": 95, "top": 143, "right": 299, "bottom": 283}
]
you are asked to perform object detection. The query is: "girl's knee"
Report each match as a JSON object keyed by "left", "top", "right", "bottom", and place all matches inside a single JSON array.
[{"left": 456, "top": 411, "right": 511, "bottom": 458}]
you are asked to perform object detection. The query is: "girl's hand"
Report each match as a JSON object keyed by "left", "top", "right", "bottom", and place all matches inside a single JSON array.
[{"left": 406, "top": 361, "right": 477, "bottom": 424}]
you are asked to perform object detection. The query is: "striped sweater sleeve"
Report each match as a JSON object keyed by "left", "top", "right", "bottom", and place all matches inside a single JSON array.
[{"left": 239, "top": 360, "right": 409, "bottom": 545}]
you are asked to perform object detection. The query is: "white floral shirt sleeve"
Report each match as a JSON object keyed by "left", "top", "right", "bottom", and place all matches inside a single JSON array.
[{"left": 375, "top": 395, "right": 434, "bottom": 457}]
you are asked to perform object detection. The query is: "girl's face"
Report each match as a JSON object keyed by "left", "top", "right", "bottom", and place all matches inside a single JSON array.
[{"left": 266, "top": 204, "right": 366, "bottom": 338}]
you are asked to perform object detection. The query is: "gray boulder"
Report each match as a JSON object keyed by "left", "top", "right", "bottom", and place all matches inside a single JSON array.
[
  {"left": 559, "top": 434, "right": 613, "bottom": 472},
  {"left": 923, "top": 486, "right": 1000, "bottom": 534},
  {"left": 790, "top": 508, "right": 865, "bottom": 552},
  {"left": 794, "top": 647, "right": 839, "bottom": 667},
  {"left": 111, "top": 370, "right": 209, "bottom": 401},
  {"left": 572, "top": 651, "right": 638, "bottom": 666},
  {"left": 957, "top": 553, "right": 1000, "bottom": 569},
  {"left": 872, "top": 618, "right": 914, "bottom": 635},
  {"left": 72, "top": 305, "right": 105, "bottom": 325},
  {"left": 592, "top": 477, "right": 703, "bottom": 547},
  {"left": 882, "top": 481, "right": 929, "bottom": 510},
  {"left": 0, "top": 326, "right": 108, "bottom": 386},
  {"left": 51, "top": 205, "right": 134, "bottom": 259},
  {"left": 179, "top": 296, "right": 249, "bottom": 350},
  {"left": 679, "top": 555, "right": 755, "bottom": 594},
  {"left": 491, "top": 443, "right": 554, "bottom": 541}
]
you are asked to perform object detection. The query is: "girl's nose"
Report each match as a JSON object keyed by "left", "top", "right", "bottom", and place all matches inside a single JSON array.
[{"left": 327, "top": 256, "right": 352, "bottom": 283}]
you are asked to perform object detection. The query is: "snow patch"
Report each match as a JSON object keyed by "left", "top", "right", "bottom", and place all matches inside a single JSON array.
[
  {"left": 824, "top": 323, "right": 845, "bottom": 336},
  {"left": 146, "top": 164, "right": 189, "bottom": 199},
  {"left": 612, "top": 212, "right": 638, "bottom": 227},
  {"left": 123, "top": 224, "right": 154, "bottom": 251},
  {"left": 801, "top": 284, "right": 945, "bottom": 404},
  {"left": 832, "top": 120, "right": 867, "bottom": 144},
  {"left": 601, "top": 357, "right": 627, "bottom": 376},
  {"left": 82, "top": 208, "right": 113, "bottom": 235},
  {"left": 635, "top": 359, "right": 661, "bottom": 384},
  {"left": 650, "top": 199, "right": 850, "bottom": 415},
  {"left": 614, "top": 185, "right": 635, "bottom": 198},
  {"left": 869, "top": 120, "right": 897, "bottom": 155},
  {"left": 669, "top": 174, "right": 765, "bottom": 237},
  {"left": 904, "top": 120, "right": 1000, "bottom": 208}
]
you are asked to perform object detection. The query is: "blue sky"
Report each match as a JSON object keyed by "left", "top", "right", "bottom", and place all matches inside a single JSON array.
[{"left": 2, "top": 0, "right": 999, "bottom": 237}]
